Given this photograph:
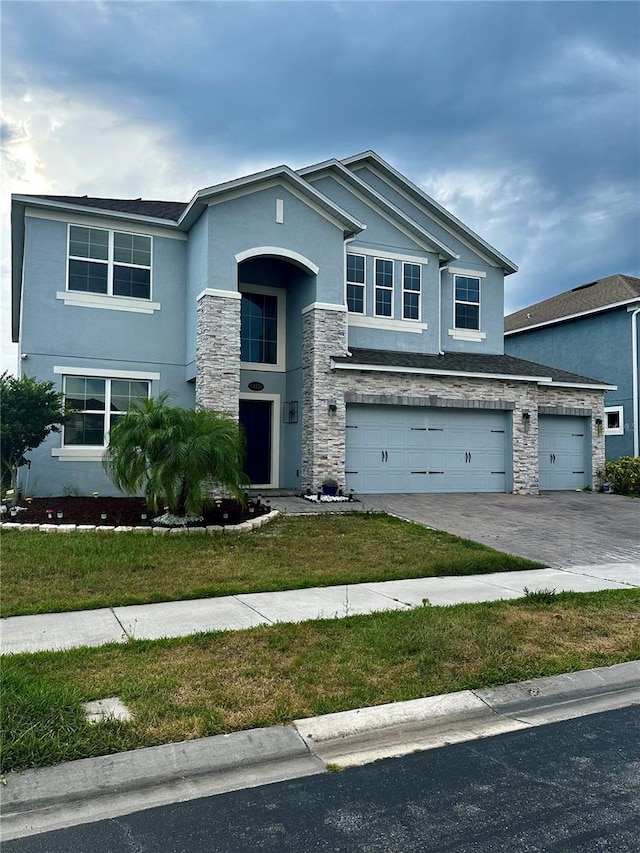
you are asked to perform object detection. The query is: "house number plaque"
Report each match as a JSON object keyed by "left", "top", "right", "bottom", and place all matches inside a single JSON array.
[{"left": 248, "top": 382, "right": 264, "bottom": 391}]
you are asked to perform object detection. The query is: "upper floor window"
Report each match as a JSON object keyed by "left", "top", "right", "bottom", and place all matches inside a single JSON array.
[
  {"left": 402, "top": 263, "right": 421, "bottom": 321},
  {"left": 68, "top": 225, "right": 152, "bottom": 300},
  {"left": 454, "top": 275, "right": 480, "bottom": 330},
  {"left": 375, "top": 258, "right": 393, "bottom": 317},
  {"left": 346, "top": 253, "right": 365, "bottom": 314},
  {"left": 63, "top": 376, "right": 150, "bottom": 446}
]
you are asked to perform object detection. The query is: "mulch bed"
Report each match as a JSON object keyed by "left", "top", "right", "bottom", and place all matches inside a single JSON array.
[{"left": 3, "top": 496, "right": 267, "bottom": 527}]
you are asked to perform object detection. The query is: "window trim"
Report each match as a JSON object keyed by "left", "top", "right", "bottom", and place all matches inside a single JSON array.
[
  {"left": 604, "top": 405, "right": 624, "bottom": 436},
  {"left": 51, "top": 367, "right": 158, "bottom": 460},
  {"left": 453, "top": 273, "right": 481, "bottom": 332},
  {"left": 346, "top": 252, "right": 366, "bottom": 315},
  {"left": 374, "top": 257, "right": 394, "bottom": 319},
  {"left": 239, "top": 283, "right": 287, "bottom": 372},
  {"left": 66, "top": 224, "right": 154, "bottom": 302},
  {"left": 402, "top": 261, "right": 422, "bottom": 322}
]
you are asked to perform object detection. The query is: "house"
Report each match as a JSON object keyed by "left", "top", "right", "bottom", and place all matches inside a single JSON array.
[
  {"left": 10, "top": 151, "right": 614, "bottom": 497},
  {"left": 505, "top": 274, "right": 640, "bottom": 461}
]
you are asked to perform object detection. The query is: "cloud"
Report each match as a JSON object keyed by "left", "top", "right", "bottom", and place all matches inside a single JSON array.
[{"left": 1, "top": 0, "right": 639, "bottom": 371}]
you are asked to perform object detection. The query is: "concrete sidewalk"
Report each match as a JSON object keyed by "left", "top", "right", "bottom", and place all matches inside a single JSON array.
[{"left": 2, "top": 562, "right": 638, "bottom": 655}]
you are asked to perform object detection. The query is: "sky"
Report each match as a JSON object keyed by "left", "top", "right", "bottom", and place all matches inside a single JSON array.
[{"left": 2, "top": 0, "right": 639, "bottom": 373}]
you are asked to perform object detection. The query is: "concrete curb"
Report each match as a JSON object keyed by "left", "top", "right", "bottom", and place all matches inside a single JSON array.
[{"left": 2, "top": 661, "right": 639, "bottom": 840}]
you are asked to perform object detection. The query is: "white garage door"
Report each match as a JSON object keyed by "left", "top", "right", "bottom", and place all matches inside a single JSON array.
[
  {"left": 538, "top": 415, "right": 589, "bottom": 490},
  {"left": 345, "top": 404, "right": 509, "bottom": 494}
]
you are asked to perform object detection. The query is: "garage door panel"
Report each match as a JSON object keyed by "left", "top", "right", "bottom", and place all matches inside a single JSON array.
[
  {"left": 539, "top": 416, "right": 588, "bottom": 490},
  {"left": 346, "top": 404, "right": 509, "bottom": 494}
]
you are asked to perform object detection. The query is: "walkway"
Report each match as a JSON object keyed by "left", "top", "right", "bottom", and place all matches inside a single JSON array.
[{"left": 2, "top": 562, "right": 638, "bottom": 655}]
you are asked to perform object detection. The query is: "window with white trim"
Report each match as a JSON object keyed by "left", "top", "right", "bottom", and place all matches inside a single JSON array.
[
  {"left": 346, "top": 253, "right": 365, "bottom": 314},
  {"left": 402, "top": 262, "right": 421, "bottom": 320},
  {"left": 68, "top": 225, "right": 152, "bottom": 300},
  {"left": 454, "top": 274, "right": 480, "bottom": 330},
  {"left": 604, "top": 406, "right": 624, "bottom": 436},
  {"left": 63, "top": 376, "right": 150, "bottom": 446},
  {"left": 375, "top": 258, "right": 393, "bottom": 317}
]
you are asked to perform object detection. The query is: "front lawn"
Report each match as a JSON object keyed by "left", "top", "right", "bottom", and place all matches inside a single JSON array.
[
  {"left": 1, "top": 514, "right": 542, "bottom": 617},
  {"left": 2, "top": 589, "right": 638, "bottom": 773}
]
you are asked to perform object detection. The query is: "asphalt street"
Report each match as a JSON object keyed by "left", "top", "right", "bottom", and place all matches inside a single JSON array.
[{"left": 6, "top": 705, "right": 639, "bottom": 853}]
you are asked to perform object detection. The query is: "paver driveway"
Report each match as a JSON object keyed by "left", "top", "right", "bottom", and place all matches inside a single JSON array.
[{"left": 366, "top": 492, "right": 640, "bottom": 568}]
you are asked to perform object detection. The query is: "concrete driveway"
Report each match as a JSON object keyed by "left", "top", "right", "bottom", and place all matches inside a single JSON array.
[{"left": 366, "top": 492, "right": 640, "bottom": 568}]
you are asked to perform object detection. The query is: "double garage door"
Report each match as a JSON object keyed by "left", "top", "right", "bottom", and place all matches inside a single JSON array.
[{"left": 345, "top": 404, "right": 509, "bottom": 494}]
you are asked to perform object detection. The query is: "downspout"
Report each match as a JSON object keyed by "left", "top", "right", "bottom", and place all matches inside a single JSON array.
[
  {"left": 343, "top": 232, "right": 362, "bottom": 357},
  {"left": 438, "top": 262, "right": 448, "bottom": 355},
  {"left": 631, "top": 305, "right": 640, "bottom": 457}
]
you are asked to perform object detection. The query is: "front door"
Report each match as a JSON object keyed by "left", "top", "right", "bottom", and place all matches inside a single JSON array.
[{"left": 239, "top": 399, "right": 272, "bottom": 485}]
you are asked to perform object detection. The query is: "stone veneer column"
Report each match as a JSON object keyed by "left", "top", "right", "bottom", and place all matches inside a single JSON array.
[
  {"left": 301, "top": 305, "right": 349, "bottom": 492},
  {"left": 196, "top": 290, "right": 241, "bottom": 417},
  {"left": 512, "top": 384, "right": 540, "bottom": 495}
]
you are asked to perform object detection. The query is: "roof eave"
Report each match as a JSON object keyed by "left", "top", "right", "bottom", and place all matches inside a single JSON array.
[
  {"left": 341, "top": 151, "right": 519, "bottom": 275},
  {"left": 11, "top": 195, "right": 183, "bottom": 229}
]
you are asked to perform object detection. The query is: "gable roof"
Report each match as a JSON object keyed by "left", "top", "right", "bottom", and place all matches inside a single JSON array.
[
  {"left": 505, "top": 274, "right": 640, "bottom": 335},
  {"left": 298, "top": 158, "right": 458, "bottom": 260},
  {"left": 341, "top": 151, "right": 518, "bottom": 275},
  {"left": 331, "top": 348, "right": 615, "bottom": 389},
  {"left": 179, "top": 165, "right": 365, "bottom": 235}
]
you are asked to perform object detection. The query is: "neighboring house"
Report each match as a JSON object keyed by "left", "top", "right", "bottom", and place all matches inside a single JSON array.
[
  {"left": 11, "top": 151, "right": 613, "bottom": 497},
  {"left": 505, "top": 274, "right": 640, "bottom": 461}
]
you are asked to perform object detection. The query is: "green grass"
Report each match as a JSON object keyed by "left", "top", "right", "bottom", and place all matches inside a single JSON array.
[
  {"left": 0, "top": 514, "right": 541, "bottom": 617},
  {"left": 2, "top": 588, "right": 638, "bottom": 773}
]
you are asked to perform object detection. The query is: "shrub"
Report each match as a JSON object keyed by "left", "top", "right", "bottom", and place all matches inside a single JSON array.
[{"left": 600, "top": 456, "right": 640, "bottom": 497}]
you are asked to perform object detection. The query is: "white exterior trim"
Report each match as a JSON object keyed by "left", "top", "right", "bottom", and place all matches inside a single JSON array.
[
  {"left": 196, "top": 288, "right": 242, "bottom": 301},
  {"left": 54, "top": 366, "right": 160, "bottom": 380},
  {"left": 448, "top": 329, "right": 487, "bottom": 342},
  {"left": 235, "top": 246, "right": 320, "bottom": 276},
  {"left": 504, "top": 297, "right": 640, "bottom": 336},
  {"left": 57, "top": 291, "right": 161, "bottom": 314},
  {"left": 604, "top": 405, "right": 624, "bottom": 436},
  {"left": 346, "top": 246, "right": 430, "bottom": 265},
  {"left": 331, "top": 360, "right": 551, "bottom": 383},
  {"left": 275, "top": 198, "right": 284, "bottom": 224},
  {"left": 302, "top": 302, "right": 348, "bottom": 314},
  {"left": 448, "top": 267, "right": 487, "bottom": 278},
  {"left": 537, "top": 380, "right": 617, "bottom": 391},
  {"left": 239, "top": 283, "right": 286, "bottom": 372},
  {"left": 25, "top": 206, "right": 186, "bottom": 239},
  {"left": 239, "top": 392, "right": 281, "bottom": 489},
  {"left": 348, "top": 315, "right": 427, "bottom": 334},
  {"left": 51, "top": 447, "right": 105, "bottom": 462}
]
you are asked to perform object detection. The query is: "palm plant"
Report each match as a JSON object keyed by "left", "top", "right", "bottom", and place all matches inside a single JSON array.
[{"left": 103, "top": 394, "right": 248, "bottom": 516}]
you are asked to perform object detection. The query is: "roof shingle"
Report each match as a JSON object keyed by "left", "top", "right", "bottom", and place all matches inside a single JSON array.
[
  {"left": 332, "top": 348, "right": 611, "bottom": 386},
  {"left": 25, "top": 195, "right": 188, "bottom": 221},
  {"left": 505, "top": 274, "right": 640, "bottom": 333}
]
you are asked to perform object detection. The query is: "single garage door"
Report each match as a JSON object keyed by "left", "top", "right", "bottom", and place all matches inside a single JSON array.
[
  {"left": 345, "top": 404, "right": 509, "bottom": 494},
  {"left": 538, "top": 415, "right": 589, "bottom": 490}
]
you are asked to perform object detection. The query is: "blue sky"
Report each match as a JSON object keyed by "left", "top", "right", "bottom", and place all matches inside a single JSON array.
[{"left": 2, "top": 0, "right": 639, "bottom": 371}]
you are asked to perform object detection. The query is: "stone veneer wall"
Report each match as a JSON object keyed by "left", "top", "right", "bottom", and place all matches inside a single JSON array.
[
  {"left": 301, "top": 306, "right": 349, "bottom": 491},
  {"left": 195, "top": 291, "right": 241, "bottom": 417},
  {"left": 313, "top": 369, "right": 606, "bottom": 495}
]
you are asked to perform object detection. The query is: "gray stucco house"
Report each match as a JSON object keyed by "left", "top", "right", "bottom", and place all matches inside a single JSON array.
[
  {"left": 11, "top": 151, "right": 613, "bottom": 497},
  {"left": 505, "top": 273, "right": 640, "bottom": 461}
]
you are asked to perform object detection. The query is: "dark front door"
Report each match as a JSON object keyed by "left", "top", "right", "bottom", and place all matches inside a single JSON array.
[{"left": 239, "top": 400, "right": 272, "bottom": 485}]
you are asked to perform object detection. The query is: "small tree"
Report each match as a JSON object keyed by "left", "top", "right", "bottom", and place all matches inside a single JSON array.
[
  {"left": 103, "top": 394, "right": 248, "bottom": 516},
  {"left": 0, "top": 372, "right": 69, "bottom": 500}
]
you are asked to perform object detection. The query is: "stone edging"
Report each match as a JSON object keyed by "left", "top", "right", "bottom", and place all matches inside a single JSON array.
[{"left": 0, "top": 510, "right": 281, "bottom": 535}]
